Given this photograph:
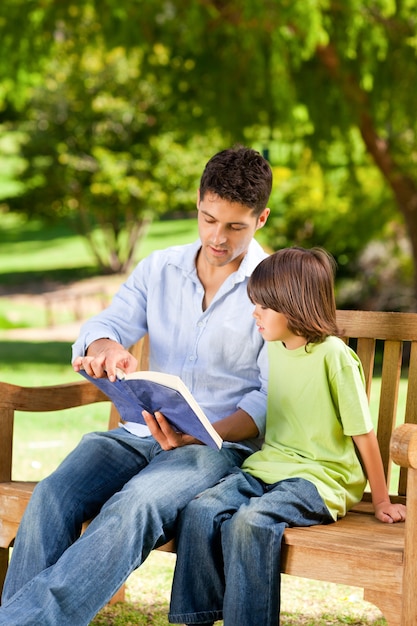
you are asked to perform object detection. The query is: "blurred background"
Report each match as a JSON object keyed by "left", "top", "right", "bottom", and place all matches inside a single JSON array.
[{"left": 1, "top": 0, "right": 416, "bottom": 324}]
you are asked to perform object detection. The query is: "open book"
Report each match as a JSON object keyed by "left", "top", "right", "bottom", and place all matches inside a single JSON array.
[{"left": 79, "top": 369, "right": 223, "bottom": 450}]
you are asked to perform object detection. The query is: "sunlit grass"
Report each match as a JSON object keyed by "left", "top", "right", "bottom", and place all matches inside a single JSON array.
[
  {"left": 0, "top": 212, "right": 198, "bottom": 280},
  {"left": 91, "top": 551, "right": 386, "bottom": 626},
  {"left": 0, "top": 213, "right": 199, "bottom": 328},
  {"left": 0, "top": 213, "right": 93, "bottom": 273}
]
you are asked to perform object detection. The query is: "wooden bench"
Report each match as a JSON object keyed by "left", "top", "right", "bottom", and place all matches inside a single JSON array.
[{"left": 1, "top": 310, "right": 417, "bottom": 625}]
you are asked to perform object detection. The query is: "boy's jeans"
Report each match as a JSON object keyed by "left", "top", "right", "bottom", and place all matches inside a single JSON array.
[
  {"left": 0, "top": 428, "right": 246, "bottom": 626},
  {"left": 169, "top": 471, "right": 333, "bottom": 626}
]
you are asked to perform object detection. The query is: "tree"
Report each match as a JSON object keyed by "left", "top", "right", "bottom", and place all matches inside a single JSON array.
[
  {"left": 154, "top": 0, "right": 417, "bottom": 303},
  {"left": 3, "top": 7, "right": 221, "bottom": 272},
  {"left": 298, "top": 2, "right": 417, "bottom": 301},
  {"left": 1, "top": 1, "right": 416, "bottom": 301}
]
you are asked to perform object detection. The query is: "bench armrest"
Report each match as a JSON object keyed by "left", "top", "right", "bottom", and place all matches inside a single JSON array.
[{"left": 390, "top": 423, "right": 417, "bottom": 469}]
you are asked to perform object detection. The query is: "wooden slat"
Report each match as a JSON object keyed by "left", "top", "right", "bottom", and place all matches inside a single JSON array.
[
  {"left": 399, "top": 340, "right": 417, "bottom": 494},
  {"left": 282, "top": 540, "right": 403, "bottom": 593},
  {"left": 377, "top": 340, "right": 402, "bottom": 481},
  {"left": 355, "top": 337, "right": 375, "bottom": 399},
  {"left": 404, "top": 341, "right": 417, "bottom": 428},
  {"left": 282, "top": 513, "right": 404, "bottom": 598},
  {"left": 0, "top": 380, "right": 108, "bottom": 412},
  {"left": 284, "top": 516, "right": 404, "bottom": 552},
  {"left": 0, "top": 482, "right": 35, "bottom": 547},
  {"left": 336, "top": 310, "right": 417, "bottom": 341},
  {"left": 0, "top": 408, "right": 13, "bottom": 483}
]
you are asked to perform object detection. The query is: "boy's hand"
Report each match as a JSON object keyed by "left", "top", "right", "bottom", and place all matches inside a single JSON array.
[{"left": 374, "top": 501, "right": 406, "bottom": 524}]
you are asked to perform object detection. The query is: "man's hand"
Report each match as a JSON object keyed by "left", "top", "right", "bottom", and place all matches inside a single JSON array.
[
  {"left": 72, "top": 338, "right": 138, "bottom": 382},
  {"left": 142, "top": 410, "right": 202, "bottom": 450}
]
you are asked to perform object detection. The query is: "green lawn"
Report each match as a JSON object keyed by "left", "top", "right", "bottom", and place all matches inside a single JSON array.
[
  {"left": 0, "top": 212, "right": 199, "bottom": 289},
  {"left": 0, "top": 212, "right": 199, "bottom": 329}
]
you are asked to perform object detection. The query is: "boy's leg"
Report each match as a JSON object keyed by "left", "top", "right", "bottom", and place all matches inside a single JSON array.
[
  {"left": 221, "top": 478, "right": 333, "bottom": 626},
  {"left": 169, "top": 470, "right": 262, "bottom": 625}
]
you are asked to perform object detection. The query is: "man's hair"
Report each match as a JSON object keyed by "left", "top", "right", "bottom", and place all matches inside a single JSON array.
[
  {"left": 199, "top": 145, "right": 272, "bottom": 217},
  {"left": 247, "top": 246, "right": 339, "bottom": 344}
]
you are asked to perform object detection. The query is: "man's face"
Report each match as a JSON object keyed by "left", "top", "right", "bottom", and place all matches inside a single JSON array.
[{"left": 197, "top": 191, "right": 269, "bottom": 268}]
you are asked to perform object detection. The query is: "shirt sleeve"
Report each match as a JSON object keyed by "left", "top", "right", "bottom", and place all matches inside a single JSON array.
[
  {"left": 71, "top": 260, "right": 149, "bottom": 361},
  {"left": 330, "top": 360, "right": 374, "bottom": 436},
  {"left": 237, "top": 339, "right": 268, "bottom": 438}
]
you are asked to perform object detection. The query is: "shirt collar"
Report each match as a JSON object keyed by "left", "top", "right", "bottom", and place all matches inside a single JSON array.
[{"left": 170, "top": 238, "right": 267, "bottom": 285}]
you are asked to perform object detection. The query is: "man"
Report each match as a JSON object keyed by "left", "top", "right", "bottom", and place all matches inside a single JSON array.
[{"left": 0, "top": 145, "right": 272, "bottom": 625}]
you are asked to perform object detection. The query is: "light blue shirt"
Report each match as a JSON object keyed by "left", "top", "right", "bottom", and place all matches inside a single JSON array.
[{"left": 72, "top": 239, "right": 268, "bottom": 452}]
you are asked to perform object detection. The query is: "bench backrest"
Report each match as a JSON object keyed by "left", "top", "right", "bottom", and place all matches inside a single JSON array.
[{"left": 336, "top": 310, "right": 417, "bottom": 502}]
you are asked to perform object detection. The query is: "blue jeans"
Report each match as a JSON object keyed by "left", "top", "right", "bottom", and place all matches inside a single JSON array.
[
  {"left": 169, "top": 470, "right": 333, "bottom": 626},
  {"left": 0, "top": 428, "right": 247, "bottom": 626}
]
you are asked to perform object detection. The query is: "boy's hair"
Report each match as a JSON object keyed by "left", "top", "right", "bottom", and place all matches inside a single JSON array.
[
  {"left": 247, "top": 246, "right": 339, "bottom": 344},
  {"left": 199, "top": 145, "right": 272, "bottom": 218}
]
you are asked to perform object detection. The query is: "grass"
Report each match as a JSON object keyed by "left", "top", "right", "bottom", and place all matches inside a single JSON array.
[
  {"left": 0, "top": 212, "right": 199, "bottom": 289},
  {"left": 1, "top": 214, "right": 390, "bottom": 625},
  {"left": 0, "top": 212, "right": 199, "bottom": 329},
  {"left": 88, "top": 553, "right": 387, "bottom": 626}
]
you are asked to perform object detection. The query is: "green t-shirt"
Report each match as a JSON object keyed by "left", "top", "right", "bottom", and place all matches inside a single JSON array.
[{"left": 242, "top": 336, "right": 374, "bottom": 520}]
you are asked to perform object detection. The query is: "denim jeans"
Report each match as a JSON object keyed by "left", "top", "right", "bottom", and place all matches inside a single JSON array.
[
  {"left": 0, "top": 428, "right": 247, "bottom": 626},
  {"left": 169, "top": 470, "right": 333, "bottom": 626}
]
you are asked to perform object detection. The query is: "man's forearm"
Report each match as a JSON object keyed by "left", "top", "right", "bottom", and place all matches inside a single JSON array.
[{"left": 213, "top": 408, "right": 259, "bottom": 442}]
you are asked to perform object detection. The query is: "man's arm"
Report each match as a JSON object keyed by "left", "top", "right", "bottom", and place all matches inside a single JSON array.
[
  {"left": 72, "top": 338, "right": 138, "bottom": 382},
  {"left": 143, "top": 408, "right": 259, "bottom": 451}
]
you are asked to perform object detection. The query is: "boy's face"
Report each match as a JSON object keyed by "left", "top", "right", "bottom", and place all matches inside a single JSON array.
[
  {"left": 253, "top": 304, "right": 306, "bottom": 350},
  {"left": 197, "top": 190, "right": 269, "bottom": 269}
]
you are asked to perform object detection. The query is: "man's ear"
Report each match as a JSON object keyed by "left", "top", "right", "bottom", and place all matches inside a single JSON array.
[{"left": 257, "top": 207, "right": 270, "bottom": 230}]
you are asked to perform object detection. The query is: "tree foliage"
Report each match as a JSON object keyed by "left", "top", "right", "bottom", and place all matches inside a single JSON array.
[
  {"left": 2, "top": 5, "right": 224, "bottom": 272},
  {"left": 0, "top": 1, "right": 416, "bottom": 301}
]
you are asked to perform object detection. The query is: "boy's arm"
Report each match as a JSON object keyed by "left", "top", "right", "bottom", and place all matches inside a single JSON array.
[{"left": 353, "top": 430, "right": 406, "bottom": 523}]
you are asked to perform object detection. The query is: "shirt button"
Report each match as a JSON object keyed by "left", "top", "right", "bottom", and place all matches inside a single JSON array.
[{"left": 189, "top": 356, "right": 195, "bottom": 361}]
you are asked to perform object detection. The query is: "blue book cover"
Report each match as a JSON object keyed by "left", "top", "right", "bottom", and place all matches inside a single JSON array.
[{"left": 79, "top": 369, "right": 222, "bottom": 450}]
